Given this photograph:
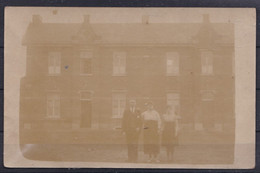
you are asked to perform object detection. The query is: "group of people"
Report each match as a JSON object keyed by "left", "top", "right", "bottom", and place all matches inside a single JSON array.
[{"left": 121, "top": 99, "right": 179, "bottom": 163}]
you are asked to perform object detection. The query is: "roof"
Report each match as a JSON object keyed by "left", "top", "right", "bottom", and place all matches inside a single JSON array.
[{"left": 22, "top": 22, "right": 234, "bottom": 45}]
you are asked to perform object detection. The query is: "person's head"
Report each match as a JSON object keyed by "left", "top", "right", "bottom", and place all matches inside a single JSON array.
[
  {"left": 129, "top": 99, "right": 136, "bottom": 107},
  {"left": 146, "top": 101, "right": 154, "bottom": 110}
]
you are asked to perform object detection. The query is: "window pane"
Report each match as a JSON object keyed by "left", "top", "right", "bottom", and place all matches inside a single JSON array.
[
  {"left": 201, "top": 51, "right": 213, "bottom": 75},
  {"left": 55, "top": 66, "right": 60, "bottom": 74},
  {"left": 54, "top": 99, "right": 60, "bottom": 117},
  {"left": 208, "top": 66, "right": 213, "bottom": 74},
  {"left": 167, "top": 59, "right": 173, "bottom": 66},
  {"left": 86, "top": 59, "right": 92, "bottom": 74},
  {"left": 80, "top": 52, "right": 93, "bottom": 59},
  {"left": 119, "top": 66, "right": 125, "bottom": 74},
  {"left": 48, "top": 56, "right": 55, "bottom": 66},
  {"left": 113, "top": 52, "right": 126, "bottom": 75},
  {"left": 120, "top": 99, "right": 125, "bottom": 107},
  {"left": 201, "top": 90, "right": 215, "bottom": 101},
  {"left": 80, "top": 58, "right": 92, "bottom": 74},
  {"left": 47, "top": 94, "right": 60, "bottom": 118},
  {"left": 112, "top": 96, "right": 118, "bottom": 116},
  {"left": 47, "top": 100, "right": 53, "bottom": 117},
  {"left": 113, "top": 56, "right": 119, "bottom": 66},
  {"left": 167, "top": 93, "right": 180, "bottom": 113},
  {"left": 55, "top": 56, "right": 61, "bottom": 66},
  {"left": 113, "top": 67, "right": 119, "bottom": 75},
  {"left": 80, "top": 92, "right": 92, "bottom": 100},
  {"left": 112, "top": 93, "right": 126, "bottom": 118},
  {"left": 48, "top": 52, "right": 61, "bottom": 75},
  {"left": 166, "top": 52, "right": 179, "bottom": 75},
  {"left": 48, "top": 67, "right": 54, "bottom": 74},
  {"left": 120, "top": 55, "right": 126, "bottom": 66}
]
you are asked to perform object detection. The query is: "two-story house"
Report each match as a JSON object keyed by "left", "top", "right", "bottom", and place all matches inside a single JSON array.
[{"left": 20, "top": 14, "right": 234, "bottom": 137}]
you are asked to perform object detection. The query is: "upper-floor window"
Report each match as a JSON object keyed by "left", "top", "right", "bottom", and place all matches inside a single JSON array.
[
  {"left": 113, "top": 52, "right": 126, "bottom": 76},
  {"left": 48, "top": 52, "right": 61, "bottom": 75},
  {"left": 200, "top": 90, "right": 215, "bottom": 101},
  {"left": 201, "top": 51, "right": 213, "bottom": 75},
  {"left": 80, "top": 91, "right": 92, "bottom": 100},
  {"left": 47, "top": 93, "right": 60, "bottom": 118},
  {"left": 166, "top": 52, "right": 179, "bottom": 75},
  {"left": 112, "top": 92, "right": 126, "bottom": 118},
  {"left": 80, "top": 51, "right": 93, "bottom": 75}
]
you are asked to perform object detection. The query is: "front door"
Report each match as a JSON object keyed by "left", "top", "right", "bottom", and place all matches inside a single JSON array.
[{"left": 81, "top": 100, "right": 92, "bottom": 128}]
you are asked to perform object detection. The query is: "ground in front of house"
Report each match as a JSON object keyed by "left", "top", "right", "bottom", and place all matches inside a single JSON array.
[{"left": 20, "top": 128, "right": 235, "bottom": 164}]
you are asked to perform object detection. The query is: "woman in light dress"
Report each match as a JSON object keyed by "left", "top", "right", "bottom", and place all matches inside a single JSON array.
[
  {"left": 161, "top": 105, "right": 179, "bottom": 162},
  {"left": 141, "top": 101, "right": 162, "bottom": 163}
]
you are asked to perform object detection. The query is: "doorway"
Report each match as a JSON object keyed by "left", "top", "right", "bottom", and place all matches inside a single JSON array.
[
  {"left": 80, "top": 91, "right": 92, "bottom": 128},
  {"left": 80, "top": 100, "right": 92, "bottom": 128}
]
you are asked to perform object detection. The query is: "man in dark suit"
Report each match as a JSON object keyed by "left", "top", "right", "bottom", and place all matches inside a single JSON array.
[{"left": 122, "top": 99, "right": 142, "bottom": 162}]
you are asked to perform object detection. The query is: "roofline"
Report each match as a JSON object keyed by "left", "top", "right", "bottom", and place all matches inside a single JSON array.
[{"left": 22, "top": 42, "right": 234, "bottom": 47}]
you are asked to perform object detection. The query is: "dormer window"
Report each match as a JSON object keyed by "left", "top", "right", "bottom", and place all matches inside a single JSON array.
[{"left": 48, "top": 52, "right": 61, "bottom": 75}]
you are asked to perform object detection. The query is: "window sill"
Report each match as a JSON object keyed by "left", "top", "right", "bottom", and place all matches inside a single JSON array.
[
  {"left": 80, "top": 74, "right": 93, "bottom": 76},
  {"left": 111, "top": 116, "right": 123, "bottom": 119},
  {"left": 166, "top": 74, "right": 179, "bottom": 77},
  {"left": 48, "top": 74, "right": 61, "bottom": 76},
  {"left": 200, "top": 74, "right": 214, "bottom": 76},
  {"left": 112, "top": 74, "right": 127, "bottom": 77},
  {"left": 43, "top": 117, "right": 61, "bottom": 120}
]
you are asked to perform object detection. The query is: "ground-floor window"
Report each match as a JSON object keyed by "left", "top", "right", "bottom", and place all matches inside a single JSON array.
[
  {"left": 47, "top": 93, "right": 60, "bottom": 118},
  {"left": 112, "top": 92, "right": 126, "bottom": 118},
  {"left": 166, "top": 92, "right": 180, "bottom": 115}
]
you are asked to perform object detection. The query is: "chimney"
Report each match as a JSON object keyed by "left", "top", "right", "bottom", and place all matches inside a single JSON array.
[
  {"left": 83, "top": 15, "right": 90, "bottom": 23},
  {"left": 32, "top": 15, "right": 42, "bottom": 24},
  {"left": 202, "top": 14, "right": 210, "bottom": 23},
  {"left": 142, "top": 15, "right": 149, "bottom": 24}
]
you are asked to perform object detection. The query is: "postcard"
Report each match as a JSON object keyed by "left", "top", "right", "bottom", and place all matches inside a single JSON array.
[{"left": 4, "top": 7, "right": 256, "bottom": 168}]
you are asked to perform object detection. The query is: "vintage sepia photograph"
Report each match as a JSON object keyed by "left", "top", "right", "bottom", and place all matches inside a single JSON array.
[{"left": 4, "top": 7, "right": 255, "bottom": 168}]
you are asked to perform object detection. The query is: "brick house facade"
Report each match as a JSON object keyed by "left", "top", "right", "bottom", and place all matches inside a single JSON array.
[{"left": 20, "top": 14, "right": 234, "bottom": 135}]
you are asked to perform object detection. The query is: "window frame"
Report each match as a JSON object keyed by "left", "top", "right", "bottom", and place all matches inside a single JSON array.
[
  {"left": 80, "top": 51, "right": 93, "bottom": 76},
  {"left": 46, "top": 93, "right": 60, "bottom": 119},
  {"left": 166, "top": 92, "right": 180, "bottom": 116},
  {"left": 201, "top": 50, "right": 214, "bottom": 75},
  {"left": 200, "top": 90, "right": 216, "bottom": 101},
  {"left": 112, "top": 91, "right": 127, "bottom": 118},
  {"left": 113, "top": 52, "right": 127, "bottom": 76},
  {"left": 48, "top": 52, "right": 61, "bottom": 76},
  {"left": 80, "top": 90, "right": 93, "bottom": 101},
  {"left": 166, "top": 52, "right": 180, "bottom": 76}
]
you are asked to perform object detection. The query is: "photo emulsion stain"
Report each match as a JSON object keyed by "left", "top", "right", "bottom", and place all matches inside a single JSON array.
[{"left": 19, "top": 13, "right": 235, "bottom": 164}]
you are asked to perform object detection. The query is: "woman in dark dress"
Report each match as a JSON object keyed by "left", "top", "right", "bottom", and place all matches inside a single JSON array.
[
  {"left": 161, "top": 105, "right": 178, "bottom": 162},
  {"left": 141, "top": 102, "right": 162, "bottom": 163}
]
